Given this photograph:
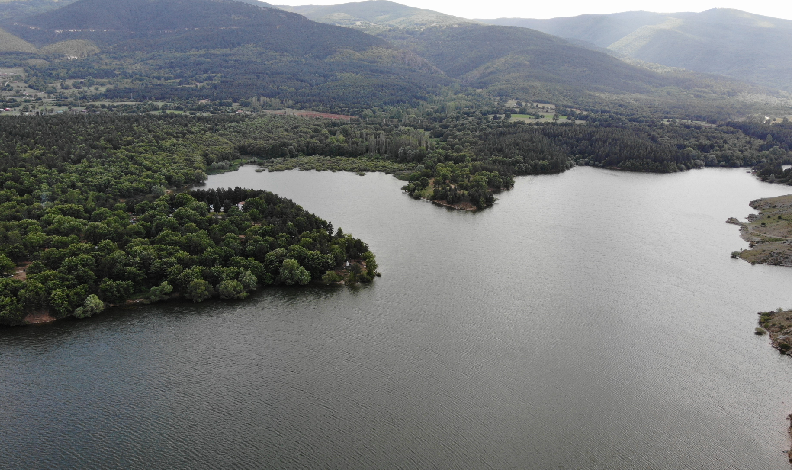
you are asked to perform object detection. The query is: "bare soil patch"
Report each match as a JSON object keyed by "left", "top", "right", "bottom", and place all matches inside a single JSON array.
[{"left": 24, "top": 310, "right": 56, "bottom": 324}]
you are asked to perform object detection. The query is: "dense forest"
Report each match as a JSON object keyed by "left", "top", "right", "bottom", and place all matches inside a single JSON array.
[{"left": 0, "top": 114, "right": 378, "bottom": 326}]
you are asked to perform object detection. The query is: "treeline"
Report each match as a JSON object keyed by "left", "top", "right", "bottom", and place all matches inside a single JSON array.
[{"left": 2, "top": 112, "right": 785, "bottom": 212}]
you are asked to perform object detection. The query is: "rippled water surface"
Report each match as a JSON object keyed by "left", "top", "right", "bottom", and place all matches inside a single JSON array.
[{"left": 3, "top": 166, "right": 792, "bottom": 469}]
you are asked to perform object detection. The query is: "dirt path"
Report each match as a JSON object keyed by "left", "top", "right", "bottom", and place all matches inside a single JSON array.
[{"left": 12, "top": 261, "right": 31, "bottom": 281}]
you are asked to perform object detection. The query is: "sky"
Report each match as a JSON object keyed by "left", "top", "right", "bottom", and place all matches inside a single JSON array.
[{"left": 272, "top": 0, "right": 792, "bottom": 21}]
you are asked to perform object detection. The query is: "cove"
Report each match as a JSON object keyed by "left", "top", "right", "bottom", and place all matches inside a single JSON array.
[{"left": 2, "top": 166, "right": 792, "bottom": 469}]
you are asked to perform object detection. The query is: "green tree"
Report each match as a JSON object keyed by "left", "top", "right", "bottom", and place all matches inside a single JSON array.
[
  {"left": 238, "top": 270, "right": 257, "bottom": 292},
  {"left": 186, "top": 279, "right": 214, "bottom": 302},
  {"left": 0, "top": 279, "right": 25, "bottom": 325},
  {"left": 0, "top": 253, "right": 14, "bottom": 276},
  {"left": 99, "top": 279, "right": 135, "bottom": 304},
  {"left": 217, "top": 279, "right": 247, "bottom": 299},
  {"left": 74, "top": 294, "right": 105, "bottom": 319},
  {"left": 147, "top": 281, "right": 173, "bottom": 302},
  {"left": 278, "top": 259, "right": 310, "bottom": 286},
  {"left": 361, "top": 251, "right": 378, "bottom": 277}
]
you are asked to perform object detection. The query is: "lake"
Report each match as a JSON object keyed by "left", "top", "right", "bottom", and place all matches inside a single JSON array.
[{"left": 3, "top": 166, "right": 792, "bottom": 469}]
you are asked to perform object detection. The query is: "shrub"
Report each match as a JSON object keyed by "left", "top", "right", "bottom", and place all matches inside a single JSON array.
[
  {"left": 74, "top": 294, "right": 105, "bottom": 319},
  {"left": 322, "top": 271, "right": 343, "bottom": 284},
  {"left": 186, "top": 279, "right": 214, "bottom": 302},
  {"left": 217, "top": 279, "right": 247, "bottom": 299}
]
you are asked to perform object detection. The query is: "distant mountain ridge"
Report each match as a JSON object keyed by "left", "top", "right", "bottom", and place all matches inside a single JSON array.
[
  {"left": 0, "top": 0, "right": 782, "bottom": 117},
  {"left": 480, "top": 8, "right": 792, "bottom": 92},
  {"left": 0, "top": 0, "right": 453, "bottom": 109},
  {"left": 6, "top": 0, "right": 385, "bottom": 54},
  {"left": 0, "top": 0, "right": 79, "bottom": 21},
  {"left": 276, "top": 1, "right": 777, "bottom": 112},
  {"left": 278, "top": 0, "right": 473, "bottom": 30}
]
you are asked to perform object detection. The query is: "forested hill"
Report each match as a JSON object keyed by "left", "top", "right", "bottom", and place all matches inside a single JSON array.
[
  {"left": 7, "top": 0, "right": 384, "bottom": 55},
  {"left": 3, "top": 0, "right": 451, "bottom": 110},
  {"left": 480, "top": 12, "right": 670, "bottom": 49},
  {"left": 480, "top": 9, "right": 792, "bottom": 93},
  {"left": 381, "top": 24, "right": 663, "bottom": 90},
  {"left": 376, "top": 23, "right": 775, "bottom": 116}
]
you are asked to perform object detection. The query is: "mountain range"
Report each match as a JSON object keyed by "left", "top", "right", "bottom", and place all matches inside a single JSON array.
[
  {"left": 272, "top": 1, "right": 792, "bottom": 94},
  {"left": 0, "top": 0, "right": 786, "bottom": 118},
  {"left": 480, "top": 8, "right": 792, "bottom": 92}
]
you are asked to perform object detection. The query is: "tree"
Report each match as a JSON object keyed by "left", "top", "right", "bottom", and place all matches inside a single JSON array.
[
  {"left": 278, "top": 258, "right": 310, "bottom": 286},
  {"left": 0, "top": 253, "right": 14, "bottom": 276},
  {"left": 147, "top": 281, "right": 173, "bottom": 302},
  {"left": 217, "top": 279, "right": 246, "bottom": 299},
  {"left": 186, "top": 279, "right": 214, "bottom": 302},
  {"left": 238, "top": 270, "right": 257, "bottom": 292},
  {"left": 0, "top": 279, "right": 25, "bottom": 325},
  {"left": 361, "top": 251, "right": 378, "bottom": 277},
  {"left": 99, "top": 279, "right": 135, "bottom": 304},
  {"left": 74, "top": 294, "right": 105, "bottom": 319}
]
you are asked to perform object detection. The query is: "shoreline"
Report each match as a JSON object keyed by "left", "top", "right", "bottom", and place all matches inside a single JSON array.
[
  {"left": 15, "top": 260, "right": 375, "bottom": 327},
  {"left": 728, "top": 194, "right": 792, "bottom": 266},
  {"left": 730, "top": 194, "right": 792, "bottom": 463}
]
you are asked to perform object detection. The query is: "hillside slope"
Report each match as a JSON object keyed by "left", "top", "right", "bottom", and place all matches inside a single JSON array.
[
  {"left": 377, "top": 23, "right": 775, "bottom": 116},
  {"left": 8, "top": 0, "right": 382, "bottom": 55},
  {"left": 0, "top": 0, "right": 79, "bottom": 21},
  {"left": 481, "top": 9, "right": 792, "bottom": 92},
  {"left": 2, "top": 0, "right": 450, "bottom": 109}
]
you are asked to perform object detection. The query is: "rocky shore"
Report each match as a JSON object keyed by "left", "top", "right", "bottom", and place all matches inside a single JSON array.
[
  {"left": 756, "top": 310, "right": 792, "bottom": 356},
  {"left": 727, "top": 194, "right": 792, "bottom": 266},
  {"left": 730, "top": 194, "right": 792, "bottom": 463}
]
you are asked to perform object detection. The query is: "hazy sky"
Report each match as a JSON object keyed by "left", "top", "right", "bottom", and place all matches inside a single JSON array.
[{"left": 273, "top": 0, "right": 792, "bottom": 21}]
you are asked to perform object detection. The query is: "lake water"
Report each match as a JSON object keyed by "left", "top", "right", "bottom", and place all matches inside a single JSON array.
[{"left": 3, "top": 166, "right": 792, "bottom": 469}]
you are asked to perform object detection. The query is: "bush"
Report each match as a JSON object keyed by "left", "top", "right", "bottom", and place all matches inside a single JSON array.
[
  {"left": 147, "top": 281, "right": 173, "bottom": 302},
  {"left": 322, "top": 270, "right": 343, "bottom": 284},
  {"left": 278, "top": 259, "right": 310, "bottom": 286},
  {"left": 217, "top": 279, "right": 247, "bottom": 299},
  {"left": 238, "top": 270, "right": 257, "bottom": 292},
  {"left": 186, "top": 279, "right": 214, "bottom": 302},
  {"left": 74, "top": 294, "right": 105, "bottom": 319}
]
